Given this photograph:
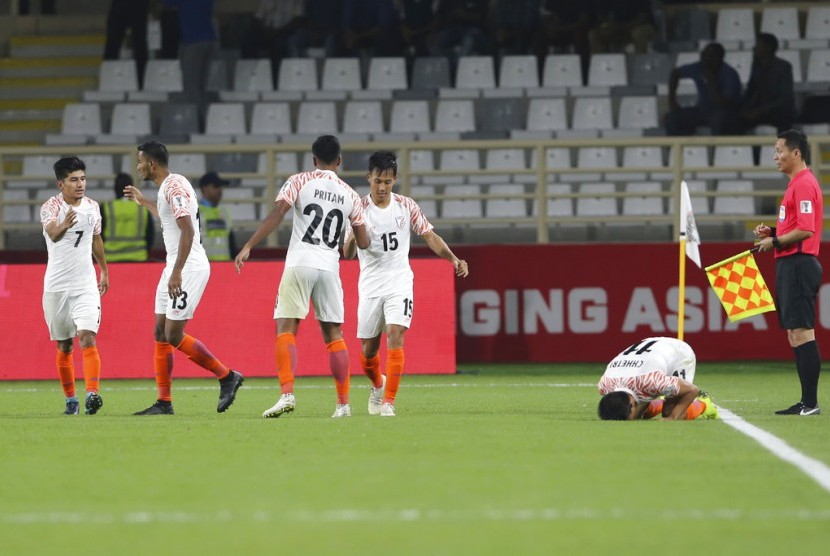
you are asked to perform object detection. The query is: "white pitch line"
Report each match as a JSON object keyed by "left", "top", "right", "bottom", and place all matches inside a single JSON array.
[
  {"left": 3, "top": 507, "right": 830, "bottom": 525},
  {"left": 718, "top": 406, "right": 830, "bottom": 495}
]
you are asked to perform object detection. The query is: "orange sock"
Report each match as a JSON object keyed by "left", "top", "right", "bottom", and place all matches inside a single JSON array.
[
  {"left": 685, "top": 400, "right": 706, "bottom": 420},
  {"left": 56, "top": 349, "right": 75, "bottom": 398},
  {"left": 644, "top": 399, "right": 664, "bottom": 419},
  {"left": 361, "top": 353, "right": 382, "bottom": 388},
  {"left": 327, "top": 338, "right": 350, "bottom": 404},
  {"left": 384, "top": 348, "right": 404, "bottom": 404},
  {"left": 276, "top": 333, "right": 297, "bottom": 394},
  {"left": 154, "top": 341, "right": 174, "bottom": 402},
  {"left": 176, "top": 334, "right": 229, "bottom": 379},
  {"left": 81, "top": 345, "right": 101, "bottom": 394}
]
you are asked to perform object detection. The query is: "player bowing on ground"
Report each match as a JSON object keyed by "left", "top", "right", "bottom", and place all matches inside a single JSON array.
[
  {"left": 597, "top": 337, "right": 718, "bottom": 421},
  {"left": 235, "top": 135, "right": 370, "bottom": 419},
  {"left": 344, "top": 151, "right": 469, "bottom": 417},
  {"left": 125, "top": 141, "right": 244, "bottom": 415},
  {"left": 41, "top": 157, "right": 109, "bottom": 415}
]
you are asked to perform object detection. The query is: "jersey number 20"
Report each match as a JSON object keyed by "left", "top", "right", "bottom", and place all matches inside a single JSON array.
[{"left": 301, "top": 204, "right": 344, "bottom": 248}]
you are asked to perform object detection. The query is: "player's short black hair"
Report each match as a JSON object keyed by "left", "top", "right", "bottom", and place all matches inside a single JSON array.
[
  {"left": 777, "top": 129, "right": 810, "bottom": 164},
  {"left": 598, "top": 391, "right": 633, "bottom": 421},
  {"left": 312, "top": 135, "right": 341, "bottom": 165},
  {"left": 138, "top": 140, "right": 169, "bottom": 166},
  {"left": 53, "top": 157, "right": 86, "bottom": 181},
  {"left": 368, "top": 151, "right": 398, "bottom": 176}
]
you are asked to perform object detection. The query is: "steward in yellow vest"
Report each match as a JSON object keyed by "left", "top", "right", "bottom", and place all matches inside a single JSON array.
[
  {"left": 102, "top": 173, "right": 154, "bottom": 262},
  {"left": 198, "top": 171, "right": 237, "bottom": 262}
]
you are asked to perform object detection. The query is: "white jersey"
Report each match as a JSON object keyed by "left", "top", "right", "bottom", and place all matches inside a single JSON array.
[
  {"left": 157, "top": 173, "right": 209, "bottom": 271},
  {"left": 354, "top": 192, "right": 433, "bottom": 298},
  {"left": 41, "top": 194, "right": 102, "bottom": 293},
  {"left": 598, "top": 337, "right": 695, "bottom": 402},
  {"left": 276, "top": 169, "right": 365, "bottom": 273}
]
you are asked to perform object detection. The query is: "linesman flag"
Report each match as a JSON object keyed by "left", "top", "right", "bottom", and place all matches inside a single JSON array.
[
  {"left": 680, "top": 180, "right": 701, "bottom": 267},
  {"left": 705, "top": 249, "right": 776, "bottom": 322}
]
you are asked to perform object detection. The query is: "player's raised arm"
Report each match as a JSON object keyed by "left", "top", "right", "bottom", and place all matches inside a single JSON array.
[
  {"left": 44, "top": 206, "right": 77, "bottom": 243},
  {"left": 124, "top": 185, "right": 159, "bottom": 218},
  {"left": 235, "top": 199, "right": 291, "bottom": 273}
]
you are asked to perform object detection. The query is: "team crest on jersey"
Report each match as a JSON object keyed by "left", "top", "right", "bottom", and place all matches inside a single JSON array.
[
  {"left": 174, "top": 195, "right": 185, "bottom": 208},
  {"left": 779, "top": 205, "right": 786, "bottom": 222},
  {"left": 40, "top": 208, "right": 49, "bottom": 220},
  {"left": 800, "top": 200, "right": 813, "bottom": 214},
  {"left": 87, "top": 213, "right": 95, "bottom": 226},
  {"left": 396, "top": 216, "right": 406, "bottom": 229}
]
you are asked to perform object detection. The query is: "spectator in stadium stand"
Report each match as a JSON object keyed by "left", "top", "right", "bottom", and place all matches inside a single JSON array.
[
  {"left": 341, "top": 0, "right": 402, "bottom": 57},
  {"left": 292, "top": 0, "right": 344, "bottom": 58},
  {"left": 234, "top": 135, "right": 370, "bottom": 419},
  {"left": 244, "top": 0, "right": 305, "bottom": 81},
  {"left": 124, "top": 141, "right": 244, "bottom": 416},
  {"left": 343, "top": 151, "right": 469, "bottom": 417},
  {"left": 102, "top": 0, "right": 150, "bottom": 88},
  {"left": 491, "top": 0, "right": 543, "bottom": 56},
  {"left": 163, "top": 0, "right": 220, "bottom": 123},
  {"left": 738, "top": 32, "right": 796, "bottom": 133},
  {"left": 101, "top": 172, "right": 154, "bottom": 262},
  {"left": 535, "top": 2, "right": 593, "bottom": 84},
  {"left": 588, "top": 0, "right": 656, "bottom": 54},
  {"left": 432, "top": 0, "right": 494, "bottom": 69},
  {"left": 754, "top": 129, "right": 823, "bottom": 417},
  {"left": 40, "top": 157, "right": 108, "bottom": 416},
  {"left": 399, "top": 0, "right": 440, "bottom": 58},
  {"left": 665, "top": 42, "right": 742, "bottom": 136},
  {"left": 597, "top": 337, "right": 718, "bottom": 421}
]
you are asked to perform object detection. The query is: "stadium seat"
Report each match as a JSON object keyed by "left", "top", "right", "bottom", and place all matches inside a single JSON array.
[
  {"left": 486, "top": 184, "right": 528, "bottom": 219},
  {"left": 622, "top": 146, "right": 665, "bottom": 181},
  {"left": 573, "top": 147, "right": 618, "bottom": 182},
  {"left": 617, "top": 96, "right": 659, "bottom": 131},
  {"left": 778, "top": 50, "right": 803, "bottom": 83},
  {"left": 142, "top": 59, "right": 183, "bottom": 92},
  {"left": 543, "top": 183, "right": 574, "bottom": 218},
  {"left": 587, "top": 54, "right": 628, "bottom": 87},
  {"left": 390, "top": 100, "right": 431, "bottom": 133},
  {"left": 713, "top": 180, "right": 755, "bottom": 215},
  {"left": 409, "top": 184, "right": 437, "bottom": 218},
  {"left": 725, "top": 50, "right": 753, "bottom": 84},
  {"left": 367, "top": 57, "right": 407, "bottom": 90},
  {"left": 408, "top": 150, "right": 434, "bottom": 185},
  {"left": 321, "top": 58, "right": 362, "bottom": 91},
  {"left": 431, "top": 149, "right": 480, "bottom": 186},
  {"left": 672, "top": 8, "right": 712, "bottom": 43},
  {"left": 204, "top": 103, "right": 247, "bottom": 137},
  {"left": 478, "top": 98, "right": 524, "bottom": 133},
  {"left": 682, "top": 179, "right": 710, "bottom": 215},
  {"left": 2, "top": 189, "right": 31, "bottom": 223},
  {"left": 529, "top": 147, "right": 572, "bottom": 183},
  {"left": 411, "top": 57, "right": 451, "bottom": 89},
  {"left": 671, "top": 145, "right": 710, "bottom": 179},
  {"left": 760, "top": 7, "right": 800, "bottom": 42},
  {"left": 499, "top": 55, "right": 540, "bottom": 88},
  {"left": 296, "top": 102, "right": 338, "bottom": 134},
  {"left": 711, "top": 145, "right": 754, "bottom": 180},
  {"left": 629, "top": 53, "right": 672, "bottom": 87},
  {"left": 159, "top": 103, "right": 200, "bottom": 138},
  {"left": 526, "top": 98, "right": 568, "bottom": 133},
  {"left": 106, "top": 102, "right": 152, "bottom": 138},
  {"left": 206, "top": 58, "right": 231, "bottom": 92},
  {"left": 221, "top": 187, "right": 258, "bottom": 221},
  {"left": 542, "top": 54, "right": 583, "bottom": 87},
  {"left": 243, "top": 151, "right": 299, "bottom": 188},
  {"left": 622, "top": 181, "right": 664, "bottom": 216},
  {"left": 434, "top": 99, "right": 476, "bottom": 132},
  {"left": 806, "top": 49, "right": 830, "bottom": 83},
  {"left": 576, "top": 182, "right": 617, "bottom": 217},
  {"left": 84, "top": 154, "right": 115, "bottom": 185},
  {"left": 455, "top": 56, "right": 496, "bottom": 89},
  {"left": 715, "top": 8, "right": 756, "bottom": 44},
  {"left": 167, "top": 153, "right": 207, "bottom": 179},
  {"left": 482, "top": 148, "right": 529, "bottom": 184},
  {"left": 210, "top": 152, "right": 258, "bottom": 175},
  {"left": 806, "top": 6, "right": 830, "bottom": 42},
  {"left": 343, "top": 101, "right": 384, "bottom": 134},
  {"left": 442, "top": 184, "right": 483, "bottom": 219},
  {"left": 233, "top": 59, "right": 274, "bottom": 93},
  {"left": 743, "top": 144, "right": 780, "bottom": 180},
  {"left": 60, "top": 103, "right": 102, "bottom": 137},
  {"left": 278, "top": 58, "right": 318, "bottom": 91},
  {"left": 250, "top": 102, "right": 292, "bottom": 136},
  {"left": 86, "top": 60, "right": 138, "bottom": 101},
  {"left": 571, "top": 97, "right": 613, "bottom": 131}
]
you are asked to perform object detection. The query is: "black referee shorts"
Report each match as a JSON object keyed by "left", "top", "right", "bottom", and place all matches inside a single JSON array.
[{"left": 775, "top": 254, "right": 823, "bottom": 330}]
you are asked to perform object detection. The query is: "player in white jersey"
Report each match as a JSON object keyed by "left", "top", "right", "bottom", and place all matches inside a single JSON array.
[
  {"left": 41, "top": 157, "right": 109, "bottom": 416},
  {"left": 234, "top": 135, "right": 370, "bottom": 418},
  {"left": 124, "top": 141, "right": 243, "bottom": 415},
  {"left": 597, "top": 337, "right": 718, "bottom": 421},
  {"left": 343, "top": 151, "right": 469, "bottom": 416}
]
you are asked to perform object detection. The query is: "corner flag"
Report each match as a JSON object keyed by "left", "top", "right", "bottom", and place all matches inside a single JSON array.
[
  {"left": 680, "top": 180, "right": 701, "bottom": 268},
  {"left": 705, "top": 249, "right": 776, "bottom": 322}
]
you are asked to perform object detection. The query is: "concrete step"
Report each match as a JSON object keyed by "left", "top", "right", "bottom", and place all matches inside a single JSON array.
[
  {"left": 10, "top": 34, "right": 105, "bottom": 58},
  {"left": 0, "top": 98, "right": 75, "bottom": 110},
  {"left": 0, "top": 56, "right": 100, "bottom": 78},
  {"left": 0, "top": 128, "right": 56, "bottom": 146},
  {"left": 0, "top": 86, "right": 87, "bottom": 99},
  {"left": 0, "top": 108, "right": 63, "bottom": 122}
]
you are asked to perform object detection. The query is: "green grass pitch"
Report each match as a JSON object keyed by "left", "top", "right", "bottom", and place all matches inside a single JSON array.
[{"left": 2, "top": 362, "right": 830, "bottom": 555}]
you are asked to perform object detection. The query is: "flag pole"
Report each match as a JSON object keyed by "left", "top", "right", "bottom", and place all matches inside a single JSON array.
[{"left": 678, "top": 235, "right": 687, "bottom": 341}]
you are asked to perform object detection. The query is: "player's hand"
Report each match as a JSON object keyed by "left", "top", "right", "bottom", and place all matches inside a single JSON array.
[
  {"left": 123, "top": 185, "right": 144, "bottom": 205},
  {"left": 61, "top": 207, "right": 77, "bottom": 230},
  {"left": 234, "top": 246, "right": 250, "bottom": 274},
  {"left": 454, "top": 259, "right": 469, "bottom": 278},
  {"left": 98, "top": 272, "right": 109, "bottom": 296},
  {"left": 167, "top": 270, "right": 183, "bottom": 299},
  {"left": 753, "top": 223, "right": 771, "bottom": 239}
]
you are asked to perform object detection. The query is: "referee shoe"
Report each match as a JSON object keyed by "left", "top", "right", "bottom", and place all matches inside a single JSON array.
[{"left": 775, "top": 402, "right": 821, "bottom": 416}]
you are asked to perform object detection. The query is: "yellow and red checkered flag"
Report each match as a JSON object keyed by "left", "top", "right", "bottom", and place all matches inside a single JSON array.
[{"left": 705, "top": 249, "right": 776, "bottom": 322}]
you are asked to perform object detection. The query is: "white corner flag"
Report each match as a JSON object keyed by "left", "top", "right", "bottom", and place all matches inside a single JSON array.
[{"left": 680, "top": 180, "right": 702, "bottom": 268}]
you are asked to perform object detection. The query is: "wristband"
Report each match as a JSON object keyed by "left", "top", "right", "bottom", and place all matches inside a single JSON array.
[{"left": 772, "top": 237, "right": 782, "bottom": 249}]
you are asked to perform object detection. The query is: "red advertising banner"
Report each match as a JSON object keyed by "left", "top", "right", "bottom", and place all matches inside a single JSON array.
[
  {"left": 0, "top": 260, "right": 457, "bottom": 380},
  {"left": 454, "top": 243, "right": 830, "bottom": 363}
]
